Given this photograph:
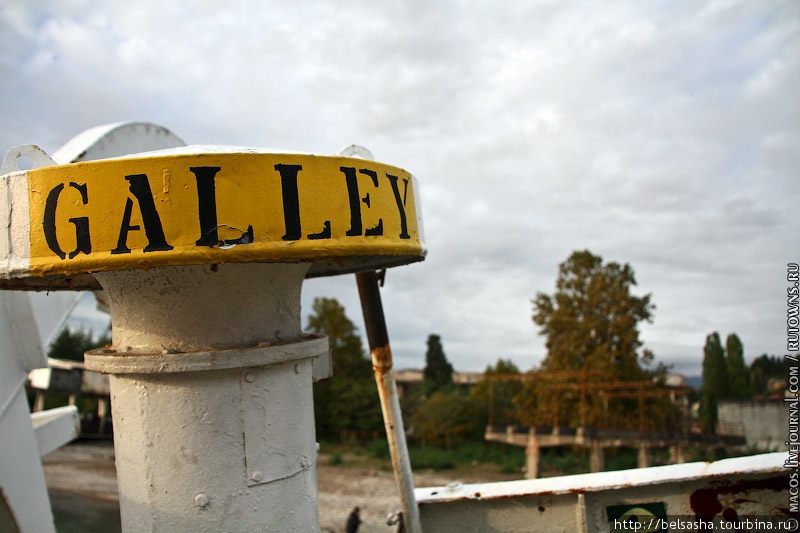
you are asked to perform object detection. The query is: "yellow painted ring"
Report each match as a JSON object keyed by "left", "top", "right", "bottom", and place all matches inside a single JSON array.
[{"left": 1, "top": 150, "right": 424, "bottom": 289}]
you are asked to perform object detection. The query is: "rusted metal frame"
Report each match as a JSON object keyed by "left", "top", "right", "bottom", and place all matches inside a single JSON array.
[
  {"left": 551, "top": 380, "right": 655, "bottom": 429},
  {"left": 598, "top": 387, "right": 693, "bottom": 398},
  {"left": 597, "top": 387, "right": 694, "bottom": 433},
  {"left": 549, "top": 380, "right": 655, "bottom": 391},
  {"left": 487, "top": 370, "right": 603, "bottom": 382},
  {"left": 356, "top": 270, "right": 422, "bottom": 533}
]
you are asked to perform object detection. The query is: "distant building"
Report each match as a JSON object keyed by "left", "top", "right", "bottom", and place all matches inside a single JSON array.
[
  {"left": 717, "top": 398, "right": 788, "bottom": 451},
  {"left": 767, "top": 378, "right": 788, "bottom": 394},
  {"left": 453, "top": 371, "right": 484, "bottom": 386},
  {"left": 394, "top": 369, "right": 484, "bottom": 396},
  {"left": 660, "top": 373, "right": 687, "bottom": 388},
  {"left": 27, "top": 358, "right": 112, "bottom": 437}
]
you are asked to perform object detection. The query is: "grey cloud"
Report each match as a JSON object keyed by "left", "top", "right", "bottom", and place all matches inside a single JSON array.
[{"left": 1, "top": 0, "right": 796, "bottom": 376}]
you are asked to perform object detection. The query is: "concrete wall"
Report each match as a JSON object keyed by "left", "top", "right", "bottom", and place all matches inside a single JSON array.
[{"left": 718, "top": 399, "right": 788, "bottom": 451}]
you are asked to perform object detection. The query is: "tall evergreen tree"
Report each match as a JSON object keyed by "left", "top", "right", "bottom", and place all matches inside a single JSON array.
[
  {"left": 725, "top": 333, "right": 750, "bottom": 398},
  {"left": 48, "top": 327, "right": 111, "bottom": 362},
  {"left": 700, "top": 332, "right": 727, "bottom": 433},
  {"left": 423, "top": 334, "right": 453, "bottom": 392}
]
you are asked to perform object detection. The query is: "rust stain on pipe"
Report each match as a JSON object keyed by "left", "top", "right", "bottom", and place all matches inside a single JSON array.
[
  {"left": 371, "top": 344, "right": 393, "bottom": 373},
  {"left": 356, "top": 270, "right": 422, "bottom": 533}
]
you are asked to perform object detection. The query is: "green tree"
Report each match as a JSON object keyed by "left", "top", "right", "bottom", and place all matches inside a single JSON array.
[
  {"left": 487, "top": 359, "right": 520, "bottom": 375},
  {"left": 411, "top": 389, "right": 482, "bottom": 448},
  {"left": 700, "top": 332, "right": 727, "bottom": 433},
  {"left": 307, "top": 297, "right": 371, "bottom": 379},
  {"left": 641, "top": 348, "right": 673, "bottom": 382},
  {"left": 48, "top": 327, "right": 111, "bottom": 362},
  {"left": 532, "top": 250, "right": 654, "bottom": 380},
  {"left": 750, "top": 354, "right": 788, "bottom": 395},
  {"left": 471, "top": 359, "right": 522, "bottom": 427},
  {"left": 423, "top": 334, "right": 453, "bottom": 392},
  {"left": 521, "top": 250, "right": 659, "bottom": 428},
  {"left": 725, "top": 333, "right": 750, "bottom": 398},
  {"left": 306, "top": 297, "right": 382, "bottom": 441}
]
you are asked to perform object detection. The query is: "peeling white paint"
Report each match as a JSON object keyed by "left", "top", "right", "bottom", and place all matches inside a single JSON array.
[{"left": 0, "top": 171, "right": 31, "bottom": 278}]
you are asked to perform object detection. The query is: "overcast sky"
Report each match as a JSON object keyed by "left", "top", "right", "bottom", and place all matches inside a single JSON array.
[{"left": 2, "top": 1, "right": 797, "bottom": 376}]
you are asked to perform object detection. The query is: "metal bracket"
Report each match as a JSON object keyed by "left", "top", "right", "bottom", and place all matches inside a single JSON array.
[
  {"left": 85, "top": 335, "right": 329, "bottom": 374},
  {"left": 30, "top": 405, "right": 80, "bottom": 457},
  {"left": 1, "top": 145, "right": 56, "bottom": 175}
]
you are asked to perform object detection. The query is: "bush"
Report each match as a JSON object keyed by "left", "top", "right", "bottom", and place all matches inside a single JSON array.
[
  {"left": 410, "top": 447, "right": 456, "bottom": 471},
  {"left": 367, "top": 438, "right": 390, "bottom": 459},
  {"left": 328, "top": 452, "right": 343, "bottom": 466},
  {"left": 605, "top": 448, "right": 638, "bottom": 471},
  {"left": 542, "top": 447, "right": 589, "bottom": 474},
  {"left": 499, "top": 462, "right": 518, "bottom": 474},
  {"left": 411, "top": 390, "right": 483, "bottom": 448},
  {"left": 451, "top": 442, "right": 524, "bottom": 470}
]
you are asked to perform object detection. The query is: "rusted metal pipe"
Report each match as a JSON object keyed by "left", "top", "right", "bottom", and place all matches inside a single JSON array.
[{"left": 356, "top": 270, "right": 422, "bottom": 533}]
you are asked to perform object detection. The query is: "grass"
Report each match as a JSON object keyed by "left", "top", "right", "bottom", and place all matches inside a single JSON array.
[
  {"left": 541, "top": 447, "right": 589, "bottom": 475},
  {"left": 324, "top": 438, "right": 753, "bottom": 477},
  {"left": 328, "top": 452, "right": 343, "bottom": 466},
  {"left": 341, "top": 438, "right": 526, "bottom": 473},
  {"left": 322, "top": 437, "right": 528, "bottom": 474},
  {"left": 604, "top": 448, "right": 638, "bottom": 471},
  {"left": 409, "top": 447, "right": 456, "bottom": 471}
]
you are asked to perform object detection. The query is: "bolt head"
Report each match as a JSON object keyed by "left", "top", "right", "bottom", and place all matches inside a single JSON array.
[
  {"left": 245, "top": 372, "right": 255, "bottom": 383},
  {"left": 194, "top": 492, "right": 210, "bottom": 508},
  {"left": 251, "top": 471, "right": 263, "bottom": 482}
]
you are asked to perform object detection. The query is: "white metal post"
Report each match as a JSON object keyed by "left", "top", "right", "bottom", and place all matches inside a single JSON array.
[{"left": 85, "top": 263, "right": 324, "bottom": 532}]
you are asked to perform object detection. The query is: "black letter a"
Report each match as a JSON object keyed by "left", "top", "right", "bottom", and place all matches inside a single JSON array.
[{"left": 112, "top": 174, "right": 173, "bottom": 254}]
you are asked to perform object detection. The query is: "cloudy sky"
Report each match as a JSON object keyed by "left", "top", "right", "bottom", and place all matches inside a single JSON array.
[{"left": 2, "top": 0, "right": 797, "bottom": 376}]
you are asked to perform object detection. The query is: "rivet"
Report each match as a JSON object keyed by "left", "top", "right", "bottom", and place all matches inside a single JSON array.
[
  {"left": 245, "top": 373, "right": 255, "bottom": 383},
  {"left": 194, "top": 492, "right": 209, "bottom": 508},
  {"left": 251, "top": 471, "right": 263, "bottom": 482},
  {"left": 294, "top": 363, "right": 301, "bottom": 374}
]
